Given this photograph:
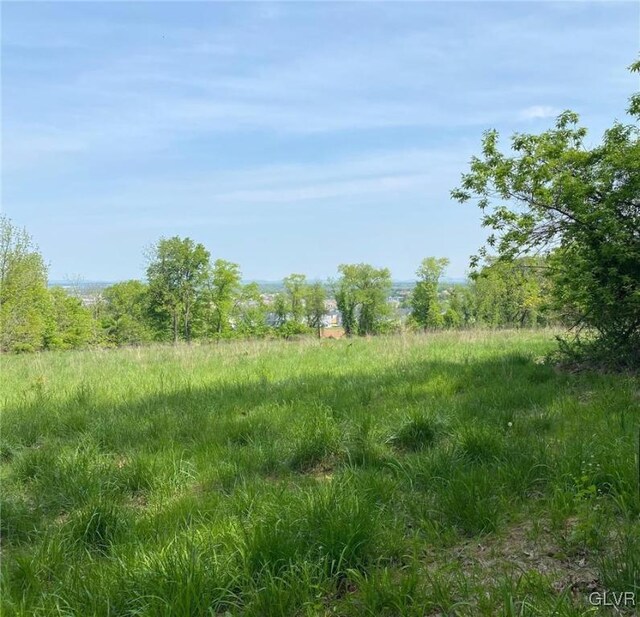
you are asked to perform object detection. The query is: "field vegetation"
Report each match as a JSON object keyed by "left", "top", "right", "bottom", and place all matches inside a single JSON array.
[{"left": 2, "top": 330, "right": 639, "bottom": 615}]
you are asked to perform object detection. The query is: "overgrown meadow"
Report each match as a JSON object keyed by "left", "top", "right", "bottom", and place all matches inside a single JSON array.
[{"left": 1, "top": 330, "right": 639, "bottom": 616}]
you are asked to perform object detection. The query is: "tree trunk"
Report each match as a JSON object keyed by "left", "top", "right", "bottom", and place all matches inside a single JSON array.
[{"left": 172, "top": 312, "right": 178, "bottom": 344}]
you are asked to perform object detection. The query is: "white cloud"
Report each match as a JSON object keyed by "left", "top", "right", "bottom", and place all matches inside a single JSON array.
[
  {"left": 2, "top": 130, "right": 88, "bottom": 170},
  {"left": 0, "top": 12, "right": 569, "bottom": 171},
  {"left": 519, "top": 105, "right": 560, "bottom": 120},
  {"left": 4, "top": 1, "right": 637, "bottom": 175},
  {"left": 15, "top": 145, "right": 469, "bottom": 229}
]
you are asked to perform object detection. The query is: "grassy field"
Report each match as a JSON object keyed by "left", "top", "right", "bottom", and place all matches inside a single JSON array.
[{"left": 1, "top": 330, "right": 639, "bottom": 616}]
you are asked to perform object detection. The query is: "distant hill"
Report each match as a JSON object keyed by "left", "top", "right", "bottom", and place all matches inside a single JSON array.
[
  {"left": 47, "top": 277, "right": 469, "bottom": 294},
  {"left": 48, "top": 280, "right": 115, "bottom": 291}
]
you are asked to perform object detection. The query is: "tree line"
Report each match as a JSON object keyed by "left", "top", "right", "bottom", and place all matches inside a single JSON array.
[{"left": 0, "top": 216, "right": 558, "bottom": 353}]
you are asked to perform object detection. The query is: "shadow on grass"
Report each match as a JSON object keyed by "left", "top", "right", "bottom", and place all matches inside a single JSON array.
[
  {"left": 4, "top": 352, "right": 563, "bottom": 453},
  {"left": 1, "top": 353, "right": 562, "bottom": 521},
  {"left": 2, "top": 348, "right": 639, "bottom": 617},
  {"left": 4, "top": 349, "right": 637, "bottom": 540}
]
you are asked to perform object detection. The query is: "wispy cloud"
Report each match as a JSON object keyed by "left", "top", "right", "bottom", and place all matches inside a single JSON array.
[
  {"left": 2, "top": 1, "right": 638, "bottom": 280},
  {"left": 519, "top": 105, "right": 561, "bottom": 120},
  {"left": 33, "top": 146, "right": 468, "bottom": 226},
  {"left": 6, "top": 3, "right": 633, "bottom": 172}
]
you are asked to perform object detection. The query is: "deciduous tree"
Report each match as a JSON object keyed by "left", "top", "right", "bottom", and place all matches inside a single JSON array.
[
  {"left": 146, "top": 237, "right": 210, "bottom": 343},
  {"left": 272, "top": 293, "right": 289, "bottom": 327},
  {"left": 410, "top": 257, "right": 449, "bottom": 330},
  {"left": 283, "top": 273, "right": 307, "bottom": 324},
  {"left": 205, "top": 259, "right": 242, "bottom": 335},
  {"left": 452, "top": 61, "right": 640, "bottom": 368},
  {"left": 234, "top": 282, "right": 267, "bottom": 336},
  {"left": 305, "top": 282, "right": 327, "bottom": 337},
  {"left": 475, "top": 257, "right": 552, "bottom": 327},
  {"left": 101, "top": 280, "right": 153, "bottom": 345},
  {"left": 0, "top": 216, "right": 50, "bottom": 352},
  {"left": 335, "top": 264, "right": 392, "bottom": 336},
  {"left": 45, "top": 287, "right": 94, "bottom": 349}
]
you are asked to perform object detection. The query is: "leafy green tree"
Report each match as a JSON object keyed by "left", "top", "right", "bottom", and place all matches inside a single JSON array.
[
  {"left": 0, "top": 216, "right": 50, "bottom": 352},
  {"left": 204, "top": 259, "right": 242, "bottom": 336},
  {"left": 410, "top": 257, "right": 449, "bottom": 330},
  {"left": 272, "top": 293, "right": 289, "bottom": 327},
  {"left": 471, "top": 257, "right": 551, "bottom": 328},
  {"left": 442, "top": 305, "right": 462, "bottom": 328},
  {"left": 101, "top": 280, "right": 153, "bottom": 345},
  {"left": 283, "top": 273, "right": 307, "bottom": 324},
  {"left": 334, "top": 275, "right": 357, "bottom": 337},
  {"left": 146, "top": 237, "right": 210, "bottom": 343},
  {"left": 445, "top": 285, "right": 476, "bottom": 327},
  {"left": 335, "top": 264, "right": 392, "bottom": 336},
  {"left": 452, "top": 61, "right": 640, "bottom": 367},
  {"left": 234, "top": 283, "right": 268, "bottom": 336},
  {"left": 45, "top": 287, "right": 94, "bottom": 349},
  {"left": 275, "top": 320, "right": 310, "bottom": 339},
  {"left": 305, "top": 282, "right": 327, "bottom": 337},
  {"left": 356, "top": 265, "right": 392, "bottom": 335}
]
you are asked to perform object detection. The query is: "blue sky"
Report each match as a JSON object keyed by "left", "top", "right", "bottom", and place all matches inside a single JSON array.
[{"left": 2, "top": 2, "right": 638, "bottom": 282}]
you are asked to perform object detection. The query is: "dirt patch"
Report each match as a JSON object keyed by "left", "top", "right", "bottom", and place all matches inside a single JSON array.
[
  {"left": 127, "top": 493, "right": 148, "bottom": 508},
  {"left": 424, "top": 518, "right": 601, "bottom": 599},
  {"left": 308, "top": 461, "right": 335, "bottom": 482}
]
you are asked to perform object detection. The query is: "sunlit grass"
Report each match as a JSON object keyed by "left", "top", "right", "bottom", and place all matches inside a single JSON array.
[{"left": 1, "top": 330, "right": 638, "bottom": 615}]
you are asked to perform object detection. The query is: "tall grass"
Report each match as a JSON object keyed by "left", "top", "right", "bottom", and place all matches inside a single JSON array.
[{"left": 1, "top": 330, "right": 638, "bottom": 615}]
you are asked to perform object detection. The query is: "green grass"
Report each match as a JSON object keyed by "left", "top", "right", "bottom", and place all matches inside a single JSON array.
[{"left": 1, "top": 330, "right": 639, "bottom": 616}]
